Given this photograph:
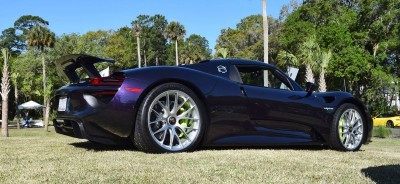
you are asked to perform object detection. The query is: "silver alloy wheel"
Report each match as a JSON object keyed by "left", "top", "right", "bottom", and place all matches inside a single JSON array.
[
  {"left": 338, "top": 109, "right": 364, "bottom": 150},
  {"left": 147, "top": 90, "right": 201, "bottom": 151}
]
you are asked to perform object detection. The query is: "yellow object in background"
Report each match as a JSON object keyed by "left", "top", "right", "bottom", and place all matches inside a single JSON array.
[{"left": 373, "top": 113, "right": 400, "bottom": 128}]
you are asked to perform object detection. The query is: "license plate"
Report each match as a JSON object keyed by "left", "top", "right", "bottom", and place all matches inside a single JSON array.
[{"left": 58, "top": 97, "right": 67, "bottom": 111}]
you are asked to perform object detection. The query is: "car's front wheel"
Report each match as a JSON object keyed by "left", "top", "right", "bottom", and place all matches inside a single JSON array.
[
  {"left": 133, "top": 83, "right": 206, "bottom": 153},
  {"left": 329, "top": 103, "right": 366, "bottom": 151},
  {"left": 386, "top": 121, "right": 394, "bottom": 128}
]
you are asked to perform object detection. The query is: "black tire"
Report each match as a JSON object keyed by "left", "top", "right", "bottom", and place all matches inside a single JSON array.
[
  {"left": 386, "top": 121, "right": 394, "bottom": 128},
  {"left": 329, "top": 103, "right": 366, "bottom": 151},
  {"left": 132, "top": 83, "right": 206, "bottom": 153}
]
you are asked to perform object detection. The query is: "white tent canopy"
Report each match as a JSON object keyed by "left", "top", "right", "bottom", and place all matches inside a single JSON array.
[{"left": 18, "top": 101, "right": 43, "bottom": 110}]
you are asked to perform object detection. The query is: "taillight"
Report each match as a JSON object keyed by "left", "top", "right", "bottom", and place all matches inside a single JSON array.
[{"left": 89, "top": 77, "right": 125, "bottom": 86}]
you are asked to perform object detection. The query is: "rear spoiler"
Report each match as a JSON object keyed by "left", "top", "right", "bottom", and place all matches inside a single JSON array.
[{"left": 55, "top": 54, "right": 115, "bottom": 83}]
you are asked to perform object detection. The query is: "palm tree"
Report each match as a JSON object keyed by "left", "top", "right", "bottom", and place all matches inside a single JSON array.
[
  {"left": 163, "top": 21, "right": 186, "bottom": 66},
  {"left": 1, "top": 48, "right": 11, "bottom": 137},
  {"left": 318, "top": 50, "right": 332, "bottom": 92},
  {"left": 217, "top": 48, "right": 228, "bottom": 59},
  {"left": 276, "top": 50, "right": 299, "bottom": 72},
  {"left": 299, "top": 36, "right": 319, "bottom": 83},
  {"left": 131, "top": 21, "right": 142, "bottom": 68},
  {"left": 27, "top": 25, "right": 55, "bottom": 131}
]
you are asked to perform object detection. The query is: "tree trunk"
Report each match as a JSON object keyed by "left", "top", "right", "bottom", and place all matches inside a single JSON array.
[
  {"left": 15, "top": 82, "right": 19, "bottom": 129},
  {"left": 42, "top": 52, "right": 49, "bottom": 131},
  {"left": 156, "top": 56, "right": 159, "bottom": 66},
  {"left": 262, "top": 0, "right": 268, "bottom": 64},
  {"left": 305, "top": 64, "right": 315, "bottom": 83},
  {"left": 136, "top": 35, "right": 141, "bottom": 68},
  {"left": 373, "top": 43, "right": 379, "bottom": 58},
  {"left": 1, "top": 48, "right": 10, "bottom": 137},
  {"left": 1, "top": 100, "right": 8, "bottom": 137},
  {"left": 319, "top": 69, "right": 327, "bottom": 92},
  {"left": 44, "top": 100, "right": 50, "bottom": 131},
  {"left": 175, "top": 40, "right": 179, "bottom": 66},
  {"left": 262, "top": 0, "right": 269, "bottom": 87},
  {"left": 144, "top": 50, "right": 147, "bottom": 67}
]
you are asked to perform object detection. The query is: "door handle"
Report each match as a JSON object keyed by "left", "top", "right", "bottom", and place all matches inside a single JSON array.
[{"left": 240, "top": 87, "right": 247, "bottom": 96}]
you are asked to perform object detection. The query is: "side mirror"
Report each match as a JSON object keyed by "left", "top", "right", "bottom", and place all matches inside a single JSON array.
[{"left": 305, "top": 82, "right": 318, "bottom": 96}]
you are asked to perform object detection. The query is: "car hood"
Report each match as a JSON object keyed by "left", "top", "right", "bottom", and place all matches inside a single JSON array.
[{"left": 55, "top": 54, "right": 114, "bottom": 83}]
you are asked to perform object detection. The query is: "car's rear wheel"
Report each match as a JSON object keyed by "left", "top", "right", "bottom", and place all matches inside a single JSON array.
[
  {"left": 386, "top": 121, "right": 394, "bottom": 128},
  {"left": 329, "top": 103, "right": 365, "bottom": 151},
  {"left": 133, "top": 83, "right": 206, "bottom": 153}
]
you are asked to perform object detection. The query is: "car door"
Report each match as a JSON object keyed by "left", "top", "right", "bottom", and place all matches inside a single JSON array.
[
  {"left": 373, "top": 114, "right": 384, "bottom": 126},
  {"left": 236, "top": 65, "right": 325, "bottom": 144}
]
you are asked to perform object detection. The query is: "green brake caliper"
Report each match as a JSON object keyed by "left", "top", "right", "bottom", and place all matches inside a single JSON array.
[
  {"left": 178, "top": 102, "right": 192, "bottom": 138},
  {"left": 339, "top": 118, "right": 344, "bottom": 139}
]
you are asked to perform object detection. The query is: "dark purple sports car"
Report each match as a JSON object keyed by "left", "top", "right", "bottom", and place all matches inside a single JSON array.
[{"left": 53, "top": 54, "right": 372, "bottom": 153}]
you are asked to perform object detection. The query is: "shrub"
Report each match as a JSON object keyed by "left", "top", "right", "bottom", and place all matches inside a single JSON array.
[{"left": 373, "top": 126, "right": 392, "bottom": 138}]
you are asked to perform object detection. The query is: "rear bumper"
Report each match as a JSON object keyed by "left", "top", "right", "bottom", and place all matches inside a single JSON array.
[
  {"left": 53, "top": 119, "right": 85, "bottom": 138},
  {"left": 53, "top": 118, "right": 126, "bottom": 145},
  {"left": 53, "top": 80, "right": 140, "bottom": 138}
]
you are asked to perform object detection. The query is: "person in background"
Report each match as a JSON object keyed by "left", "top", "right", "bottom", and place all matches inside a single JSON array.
[{"left": 24, "top": 112, "right": 30, "bottom": 128}]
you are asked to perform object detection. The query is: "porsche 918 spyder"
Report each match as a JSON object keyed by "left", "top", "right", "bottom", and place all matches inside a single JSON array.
[{"left": 53, "top": 54, "right": 372, "bottom": 153}]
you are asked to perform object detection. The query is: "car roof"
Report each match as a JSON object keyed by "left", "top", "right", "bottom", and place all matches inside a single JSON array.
[
  {"left": 202, "top": 58, "right": 275, "bottom": 68},
  {"left": 186, "top": 58, "right": 303, "bottom": 91},
  {"left": 379, "top": 113, "right": 400, "bottom": 116}
]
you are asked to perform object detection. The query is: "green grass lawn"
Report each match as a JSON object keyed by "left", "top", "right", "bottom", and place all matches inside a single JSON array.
[{"left": 1, "top": 128, "right": 399, "bottom": 183}]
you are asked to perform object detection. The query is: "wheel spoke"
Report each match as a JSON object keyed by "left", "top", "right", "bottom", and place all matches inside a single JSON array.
[
  {"left": 149, "top": 120, "right": 160, "bottom": 125},
  {"left": 169, "top": 128, "right": 174, "bottom": 149},
  {"left": 171, "top": 92, "right": 179, "bottom": 113},
  {"left": 153, "top": 125, "right": 167, "bottom": 135},
  {"left": 149, "top": 115, "right": 164, "bottom": 125},
  {"left": 346, "top": 134, "right": 352, "bottom": 146},
  {"left": 178, "top": 106, "right": 195, "bottom": 118},
  {"left": 160, "top": 129, "right": 167, "bottom": 144},
  {"left": 342, "top": 129, "right": 349, "bottom": 135},
  {"left": 151, "top": 109, "right": 163, "bottom": 119},
  {"left": 179, "top": 117, "right": 199, "bottom": 121},
  {"left": 176, "top": 126, "right": 192, "bottom": 142},
  {"left": 166, "top": 91, "right": 170, "bottom": 112},
  {"left": 157, "top": 101, "right": 168, "bottom": 112},
  {"left": 173, "top": 128, "right": 183, "bottom": 148},
  {"left": 351, "top": 110, "right": 357, "bottom": 126},
  {"left": 184, "top": 126, "right": 198, "bottom": 131},
  {"left": 353, "top": 122, "right": 362, "bottom": 131},
  {"left": 175, "top": 98, "right": 189, "bottom": 113},
  {"left": 350, "top": 134, "right": 356, "bottom": 146}
]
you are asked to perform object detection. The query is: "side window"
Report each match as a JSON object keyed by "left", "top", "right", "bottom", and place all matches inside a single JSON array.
[{"left": 237, "top": 66, "right": 292, "bottom": 90}]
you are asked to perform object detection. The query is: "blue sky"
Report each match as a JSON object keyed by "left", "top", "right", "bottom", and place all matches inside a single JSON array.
[{"left": 1, "top": 0, "right": 292, "bottom": 51}]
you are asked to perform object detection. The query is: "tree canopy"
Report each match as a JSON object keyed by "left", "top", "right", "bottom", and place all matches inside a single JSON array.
[{"left": 1, "top": 0, "right": 400, "bottom": 118}]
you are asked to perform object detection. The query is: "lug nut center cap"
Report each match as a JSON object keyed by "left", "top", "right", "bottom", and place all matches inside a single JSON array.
[{"left": 168, "top": 116, "right": 177, "bottom": 125}]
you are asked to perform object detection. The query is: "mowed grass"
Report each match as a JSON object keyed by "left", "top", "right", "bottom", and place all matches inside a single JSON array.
[{"left": 1, "top": 128, "right": 400, "bottom": 183}]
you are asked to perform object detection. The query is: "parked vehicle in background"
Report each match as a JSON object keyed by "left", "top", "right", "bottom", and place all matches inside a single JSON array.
[{"left": 373, "top": 113, "right": 400, "bottom": 128}]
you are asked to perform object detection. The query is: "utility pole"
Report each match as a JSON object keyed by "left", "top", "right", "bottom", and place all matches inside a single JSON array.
[{"left": 262, "top": 0, "right": 269, "bottom": 87}]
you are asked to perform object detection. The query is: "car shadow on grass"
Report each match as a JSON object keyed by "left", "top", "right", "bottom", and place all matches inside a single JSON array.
[
  {"left": 70, "top": 142, "right": 332, "bottom": 152},
  {"left": 199, "top": 144, "right": 331, "bottom": 151},
  {"left": 69, "top": 141, "right": 137, "bottom": 152},
  {"left": 361, "top": 165, "right": 400, "bottom": 184}
]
